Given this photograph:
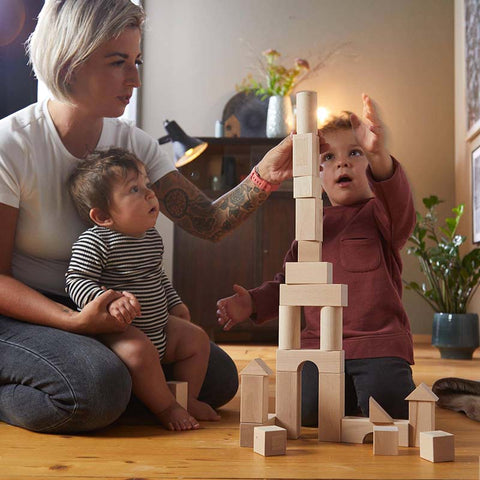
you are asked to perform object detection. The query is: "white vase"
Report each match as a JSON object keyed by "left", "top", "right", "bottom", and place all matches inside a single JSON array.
[{"left": 266, "top": 95, "right": 294, "bottom": 138}]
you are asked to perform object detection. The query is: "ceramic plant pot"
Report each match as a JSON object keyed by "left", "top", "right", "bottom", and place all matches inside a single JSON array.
[
  {"left": 266, "top": 95, "right": 294, "bottom": 138},
  {"left": 432, "top": 312, "right": 480, "bottom": 360}
]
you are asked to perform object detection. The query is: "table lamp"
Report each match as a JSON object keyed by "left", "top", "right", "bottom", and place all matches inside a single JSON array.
[{"left": 158, "top": 120, "right": 208, "bottom": 167}]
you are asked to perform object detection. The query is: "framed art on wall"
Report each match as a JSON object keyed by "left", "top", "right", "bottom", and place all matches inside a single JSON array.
[{"left": 472, "top": 141, "right": 480, "bottom": 243}]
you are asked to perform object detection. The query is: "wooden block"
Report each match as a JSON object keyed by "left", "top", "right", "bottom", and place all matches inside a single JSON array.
[
  {"left": 297, "top": 240, "right": 322, "bottom": 262},
  {"left": 296, "top": 91, "right": 318, "bottom": 134},
  {"left": 275, "top": 371, "right": 301, "bottom": 439},
  {"left": 320, "top": 306, "right": 343, "bottom": 351},
  {"left": 239, "top": 414, "right": 276, "bottom": 447},
  {"left": 278, "top": 305, "right": 301, "bottom": 350},
  {"left": 276, "top": 349, "right": 344, "bottom": 374},
  {"left": 420, "top": 431, "right": 455, "bottom": 462},
  {"left": 280, "top": 283, "right": 348, "bottom": 307},
  {"left": 294, "top": 175, "right": 322, "bottom": 198},
  {"left": 240, "top": 358, "right": 272, "bottom": 376},
  {"left": 285, "top": 261, "right": 332, "bottom": 285},
  {"left": 341, "top": 417, "right": 409, "bottom": 447},
  {"left": 318, "top": 373, "right": 344, "bottom": 442},
  {"left": 295, "top": 197, "right": 322, "bottom": 241},
  {"left": 408, "top": 400, "right": 435, "bottom": 447},
  {"left": 167, "top": 381, "right": 188, "bottom": 410},
  {"left": 373, "top": 426, "right": 399, "bottom": 455},
  {"left": 405, "top": 383, "right": 439, "bottom": 402},
  {"left": 293, "top": 133, "right": 320, "bottom": 177},
  {"left": 240, "top": 375, "right": 269, "bottom": 424},
  {"left": 253, "top": 425, "right": 287, "bottom": 456},
  {"left": 369, "top": 397, "right": 394, "bottom": 424}
]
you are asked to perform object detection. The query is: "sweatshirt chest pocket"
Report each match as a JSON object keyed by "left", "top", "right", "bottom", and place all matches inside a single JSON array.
[{"left": 340, "top": 237, "right": 381, "bottom": 273}]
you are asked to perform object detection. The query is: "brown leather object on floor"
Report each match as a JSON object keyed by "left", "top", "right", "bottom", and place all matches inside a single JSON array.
[{"left": 432, "top": 377, "right": 480, "bottom": 422}]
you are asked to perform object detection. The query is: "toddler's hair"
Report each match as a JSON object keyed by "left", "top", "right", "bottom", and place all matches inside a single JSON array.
[
  {"left": 319, "top": 111, "right": 353, "bottom": 135},
  {"left": 68, "top": 147, "right": 141, "bottom": 225}
]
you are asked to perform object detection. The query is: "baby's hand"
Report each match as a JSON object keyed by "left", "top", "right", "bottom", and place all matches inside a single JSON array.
[
  {"left": 216, "top": 284, "right": 253, "bottom": 331},
  {"left": 107, "top": 291, "right": 140, "bottom": 324}
]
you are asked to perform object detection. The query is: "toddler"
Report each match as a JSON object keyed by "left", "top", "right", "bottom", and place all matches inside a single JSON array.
[{"left": 217, "top": 94, "right": 416, "bottom": 424}]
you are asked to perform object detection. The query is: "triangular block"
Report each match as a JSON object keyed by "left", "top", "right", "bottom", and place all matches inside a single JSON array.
[
  {"left": 240, "top": 358, "right": 273, "bottom": 376},
  {"left": 369, "top": 397, "right": 394, "bottom": 424},
  {"left": 405, "top": 383, "right": 439, "bottom": 402}
]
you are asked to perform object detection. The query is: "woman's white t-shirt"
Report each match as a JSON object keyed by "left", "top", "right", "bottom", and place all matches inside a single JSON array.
[{"left": 0, "top": 100, "right": 176, "bottom": 296}]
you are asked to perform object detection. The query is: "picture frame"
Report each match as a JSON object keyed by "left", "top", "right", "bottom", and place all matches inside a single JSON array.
[{"left": 472, "top": 142, "right": 480, "bottom": 244}]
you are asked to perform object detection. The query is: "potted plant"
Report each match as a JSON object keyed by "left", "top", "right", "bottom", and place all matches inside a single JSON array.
[{"left": 404, "top": 195, "right": 480, "bottom": 359}]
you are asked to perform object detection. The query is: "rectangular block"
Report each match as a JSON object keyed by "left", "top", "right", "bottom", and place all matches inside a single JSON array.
[
  {"left": 297, "top": 240, "right": 322, "bottom": 262},
  {"left": 280, "top": 283, "right": 348, "bottom": 307},
  {"left": 318, "top": 373, "right": 344, "bottom": 442},
  {"left": 167, "top": 381, "right": 188, "bottom": 410},
  {"left": 285, "top": 262, "right": 332, "bottom": 285},
  {"left": 276, "top": 349, "right": 344, "bottom": 373},
  {"left": 240, "top": 375, "right": 269, "bottom": 424},
  {"left": 254, "top": 425, "right": 287, "bottom": 456},
  {"left": 275, "top": 371, "right": 301, "bottom": 439},
  {"left": 239, "top": 414, "right": 276, "bottom": 447},
  {"left": 420, "top": 430, "right": 455, "bottom": 462},
  {"left": 293, "top": 133, "right": 320, "bottom": 177},
  {"left": 294, "top": 175, "right": 322, "bottom": 198},
  {"left": 373, "top": 426, "right": 399, "bottom": 456},
  {"left": 295, "top": 198, "right": 322, "bottom": 241}
]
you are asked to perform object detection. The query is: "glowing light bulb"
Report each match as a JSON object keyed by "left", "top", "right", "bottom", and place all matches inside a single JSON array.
[{"left": 317, "top": 107, "right": 330, "bottom": 127}]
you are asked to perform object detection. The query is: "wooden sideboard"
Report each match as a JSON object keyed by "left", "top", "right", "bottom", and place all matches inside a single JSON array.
[{"left": 173, "top": 137, "right": 295, "bottom": 343}]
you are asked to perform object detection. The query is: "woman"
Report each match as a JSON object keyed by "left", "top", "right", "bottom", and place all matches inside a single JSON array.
[{"left": 0, "top": 0, "right": 292, "bottom": 433}]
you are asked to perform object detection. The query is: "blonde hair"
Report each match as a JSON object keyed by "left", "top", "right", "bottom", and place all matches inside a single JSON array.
[
  {"left": 26, "top": 0, "right": 145, "bottom": 103},
  {"left": 319, "top": 111, "right": 353, "bottom": 135}
]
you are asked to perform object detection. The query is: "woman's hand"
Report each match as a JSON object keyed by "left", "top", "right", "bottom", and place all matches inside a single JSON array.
[
  {"left": 255, "top": 134, "right": 293, "bottom": 185},
  {"left": 73, "top": 289, "right": 131, "bottom": 335},
  {"left": 216, "top": 284, "right": 253, "bottom": 331}
]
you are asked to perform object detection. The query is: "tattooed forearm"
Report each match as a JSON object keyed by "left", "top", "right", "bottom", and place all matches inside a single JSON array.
[{"left": 154, "top": 170, "right": 270, "bottom": 241}]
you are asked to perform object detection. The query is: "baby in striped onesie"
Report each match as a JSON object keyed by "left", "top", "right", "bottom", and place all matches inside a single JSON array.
[{"left": 66, "top": 148, "right": 219, "bottom": 431}]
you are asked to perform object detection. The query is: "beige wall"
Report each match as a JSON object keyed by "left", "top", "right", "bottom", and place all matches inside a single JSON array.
[
  {"left": 454, "top": 0, "right": 480, "bottom": 314},
  {"left": 142, "top": 0, "right": 455, "bottom": 333}
]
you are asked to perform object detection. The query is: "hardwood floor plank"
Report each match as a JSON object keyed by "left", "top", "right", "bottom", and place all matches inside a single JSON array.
[{"left": 0, "top": 343, "right": 479, "bottom": 479}]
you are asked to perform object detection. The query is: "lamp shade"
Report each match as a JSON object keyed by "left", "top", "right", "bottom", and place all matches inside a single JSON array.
[{"left": 159, "top": 120, "right": 208, "bottom": 167}]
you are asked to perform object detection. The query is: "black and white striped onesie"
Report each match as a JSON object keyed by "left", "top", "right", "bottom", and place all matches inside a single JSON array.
[{"left": 66, "top": 226, "right": 182, "bottom": 359}]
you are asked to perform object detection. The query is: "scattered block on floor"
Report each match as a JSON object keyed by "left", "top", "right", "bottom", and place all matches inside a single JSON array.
[
  {"left": 341, "top": 417, "right": 409, "bottom": 447},
  {"left": 419, "top": 430, "right": 455, "bottom": 463},
  {"left": 295, "top": 198, "right": 323, "bottom": 241},
  {"left": 280, "top": 283, "right": 348, "bottom": 307},
  {"left": 253, "top": 425, "right": 287, "bottom": 456},
  {"left": 369, "top": 397, "right": 394, "bottom": 424},
  {"left": 167, "top": 381, "right": 188, "bottom": 409},
  {"left": 239, "top": 414, "right": 276, "bottom": 447},
  {"left": 297, "top": 240, "right": 322, "bottom": 262},
  {"left": 285, "top": 261, "right": 332, "bottom": 285},
  {"left": 373, "top": 425, "right": 399, "bottom": 456}
]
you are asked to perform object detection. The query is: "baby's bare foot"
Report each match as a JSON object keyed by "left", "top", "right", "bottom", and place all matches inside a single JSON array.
[
  {"left": 188, "top": 398, "right": 221, "bottom": 421},
  {"left": 156, "top": 401, "right": 200, "bottom": 431}
]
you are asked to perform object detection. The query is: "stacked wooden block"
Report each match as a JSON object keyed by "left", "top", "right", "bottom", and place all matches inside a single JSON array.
[{"left": 275, "top": 91, "right": 347, "bottom": 442}]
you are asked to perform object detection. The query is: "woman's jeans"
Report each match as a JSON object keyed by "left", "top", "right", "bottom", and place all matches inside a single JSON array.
[{"left": 0, "top": 315, "right": 238, "bottom": 433}]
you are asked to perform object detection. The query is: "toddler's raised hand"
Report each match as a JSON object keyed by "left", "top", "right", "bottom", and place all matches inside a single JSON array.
[{"left": 216, "top": 284, "right": 253, "bottom": 331}]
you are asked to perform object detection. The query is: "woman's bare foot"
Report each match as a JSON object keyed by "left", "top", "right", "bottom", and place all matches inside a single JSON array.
[
  {"left": 156, "top": 401, "right": 200, "bottom": 431},
  {"left": 188, "top": 397, "right": 221, "bottom": 421}
]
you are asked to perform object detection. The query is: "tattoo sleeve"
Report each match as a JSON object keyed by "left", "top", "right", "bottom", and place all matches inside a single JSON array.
[{"left": 153, "top": 170, "right": 270, "bottom": 242}]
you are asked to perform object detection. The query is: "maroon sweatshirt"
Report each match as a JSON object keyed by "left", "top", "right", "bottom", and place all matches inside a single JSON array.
[{"left": 250, "top": 159, "right": 416, "bottom": 364}]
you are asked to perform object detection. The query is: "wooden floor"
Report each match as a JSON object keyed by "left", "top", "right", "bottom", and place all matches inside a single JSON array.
[{"left": 1, "top": 341, "right": 479, "bottom": 480}]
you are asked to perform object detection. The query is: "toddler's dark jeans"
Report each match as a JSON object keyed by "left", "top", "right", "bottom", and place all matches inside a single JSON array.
[{"left": 301, "top": 356, "right": 415, "bottom": 427}]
